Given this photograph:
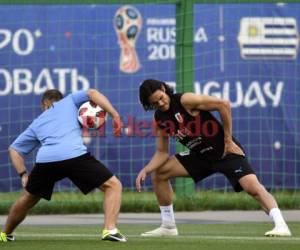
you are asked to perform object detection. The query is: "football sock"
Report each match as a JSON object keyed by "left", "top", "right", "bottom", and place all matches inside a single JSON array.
[
  {"left": 269, "top": 207, "right": 286, "bottom": 227},
  {"left": 160, "top": 204, "right": 176, "bottom": 228},
  {"left": 107, "top": 228, "right": 118, "bottom": 234}
]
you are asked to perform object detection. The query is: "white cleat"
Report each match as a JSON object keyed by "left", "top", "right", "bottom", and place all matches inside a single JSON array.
[
  {"left": 141, "top": 227, "right": 178, "bottom": 237},
  {"left": 265, "top": 226, "right": 292, "bottom": 237}
]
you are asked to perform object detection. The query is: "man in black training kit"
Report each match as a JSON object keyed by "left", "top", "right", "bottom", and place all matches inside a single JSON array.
[{"left": 136, "top": 79, "right": 291, "bottom": 237}]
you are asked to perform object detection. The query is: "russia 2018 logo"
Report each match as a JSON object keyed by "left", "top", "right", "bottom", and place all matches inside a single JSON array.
[{"left": 114, "top": 5, "right": 142, "bottom": 74}]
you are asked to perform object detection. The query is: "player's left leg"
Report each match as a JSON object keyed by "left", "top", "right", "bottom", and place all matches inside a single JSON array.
[
  {"left": 239, "top": 174, "right": 291, "bottom": 237},
  {"left": 217, "top": 154, "right": 291, "bottom": 237},
  {"left": 239, "top": 174, "right": 276, "bottom": 212}
]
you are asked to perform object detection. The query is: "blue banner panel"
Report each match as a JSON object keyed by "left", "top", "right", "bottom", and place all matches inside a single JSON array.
[
  {"left": 194, "top": 3, "right": 300, "bottom": 189},
  {"left": 0, "top": 4, "right": 176, "bottom": 192},
  {"left": 0, "top": 3, "right": 299, "bottom": 192}
]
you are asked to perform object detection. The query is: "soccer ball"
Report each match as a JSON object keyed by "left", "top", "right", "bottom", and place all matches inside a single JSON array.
[{"left": 78, "top": 101, "right": 107, "bottom": 129}]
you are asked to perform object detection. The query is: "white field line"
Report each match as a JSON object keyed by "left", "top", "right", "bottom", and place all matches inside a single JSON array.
[{"left": 14, "top": 233, "right": 300, "bottom": 241}]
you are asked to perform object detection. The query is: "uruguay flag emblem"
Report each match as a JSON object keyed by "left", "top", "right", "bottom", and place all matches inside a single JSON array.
[{"left": 238, "top": 17, "right": 299, "bottom": 60}]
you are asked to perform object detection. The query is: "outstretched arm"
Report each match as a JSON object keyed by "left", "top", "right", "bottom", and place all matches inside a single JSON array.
[{"left": 136, "top": 128, "right": 169, "bottom": 192}]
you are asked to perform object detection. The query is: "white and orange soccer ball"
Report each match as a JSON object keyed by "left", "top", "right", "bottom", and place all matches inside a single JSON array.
[{"left": 78, "top": 101, "right": 107, "bottom": 129}]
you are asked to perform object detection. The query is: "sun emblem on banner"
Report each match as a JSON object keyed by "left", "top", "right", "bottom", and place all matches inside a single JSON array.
[
  {"left": 114, "top": 5, "right": 142, "bottom": 74},
  {"left": 238, "top": 17, "right": 299, "bottom": 60}
]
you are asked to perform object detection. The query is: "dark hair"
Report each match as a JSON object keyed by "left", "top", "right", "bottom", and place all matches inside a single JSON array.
[
  {"left": 139, "top": 79, "right": 174, "bottom": 110},
  {"left": 41, "top": 89, "right": 63, "bottom": 104}
]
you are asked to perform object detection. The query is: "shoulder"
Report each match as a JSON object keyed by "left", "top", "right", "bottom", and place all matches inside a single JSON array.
[
  {"left": 69, "top": 90, "right": 89, "bottom": 106},
  {"left": 70, "top": 90, "right": 88, "bottom": 100},
  {"left": 180, "top": 92, "right": 200, "bottom": 103},
  {"left": 179, "top": 92, "right": 202, "bottom": 108},
  {"left": 31, "top": 112, "right": 46, "bottom": 126}
]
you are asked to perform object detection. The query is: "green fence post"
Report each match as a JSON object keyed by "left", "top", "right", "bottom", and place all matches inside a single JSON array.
[{"left": 175, "top": 0, "right": 195, "bottom": 197}]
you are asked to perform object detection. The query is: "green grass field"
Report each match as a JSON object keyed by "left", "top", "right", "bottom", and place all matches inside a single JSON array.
[
  {"left": 2, "top": 223, "right": 300, "bottom": 250},
  {"left": 1, "top": 191, "right": 300, "bottom": 214}
]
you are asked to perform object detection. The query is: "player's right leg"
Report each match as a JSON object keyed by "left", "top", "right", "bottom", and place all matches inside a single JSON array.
[
  {"left": 68, "top": 153, "right": 127, "bottom": 242},
  {"left": 99, "top": 176, "right": 126, "bottom": 242},
  {"left": 1, "top": 191, "right": 40, "bottom": 242},
  {"left": 141, "top": 155, "right": 190, "bottom": 237}
]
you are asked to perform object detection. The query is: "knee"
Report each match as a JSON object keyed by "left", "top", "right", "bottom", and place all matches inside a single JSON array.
[
  {"left": 101, "top": 176, "right": 122, "bottom": 193},
  {"left": 151, "top": 170, "right": 168, "bottom": 183},
  {"left": 244, "top": 183, "right": 266, "bottom": 197},
  {"left": 109, "top": 177, "right": 122, "bottom": 192},
  {"left": 15, "top": 191, "right": 40, "bottom": 209}
]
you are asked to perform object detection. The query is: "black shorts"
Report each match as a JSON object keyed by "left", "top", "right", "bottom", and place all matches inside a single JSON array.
[
  {"left": 26, "top": 153, "right": 113, "bottom": 200},
  {"left": 175, "top": 151, "right": 255, "bottom": 192}
]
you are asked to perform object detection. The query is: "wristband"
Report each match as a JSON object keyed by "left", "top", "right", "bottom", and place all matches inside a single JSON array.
[{"left": 19, "top": 171, "right": 27, "bottom": 178}]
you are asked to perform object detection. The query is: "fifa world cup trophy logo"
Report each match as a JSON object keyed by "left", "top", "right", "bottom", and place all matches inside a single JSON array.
[{"left": 114, "top": 5, "right": 142, "bottom": 74}]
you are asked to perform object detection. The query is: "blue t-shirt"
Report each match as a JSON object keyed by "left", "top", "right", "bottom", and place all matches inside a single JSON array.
[{"left": 10, "top": 91, "right": 89, "bottom": 163}]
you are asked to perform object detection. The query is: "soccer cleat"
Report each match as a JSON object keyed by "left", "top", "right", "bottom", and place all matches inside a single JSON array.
[
  {"left": 265, "top": 225, "right": 292, "bottom": 237},
  {"left": 141, "top": 226, "right": 178, "bottom": 237},
  {"left": 0, "top": 232, "right": 15, "bottom": 242},
  {"left": 102, "top": 229, "right": 127, "bottom": 242}
]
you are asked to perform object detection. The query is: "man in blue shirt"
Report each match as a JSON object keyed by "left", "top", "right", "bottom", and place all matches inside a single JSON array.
[{"left": 0, "top": 89, "right": 126, "bottom": 242}]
